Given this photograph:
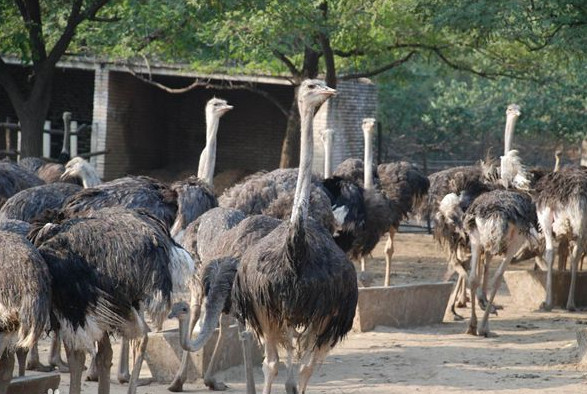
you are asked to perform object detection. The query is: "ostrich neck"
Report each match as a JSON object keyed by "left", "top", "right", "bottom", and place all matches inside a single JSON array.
[
  {"left": 323, "top": 135, "right": 333, "bottom": 178},
  {"left": 290, "top": 105, "right": 314, "bottom": 226},
  {"left": 61, "top": 123, "right": 70, "bottom": 155},
  {"left": 176, "top": 316, "right": 199, "bottom": 352},
  {"left": 81, "top": 168, "right": 101, "bottom": 188},
  {"left": 504, "top": 115, "right": 517, "bottom": 154},
  {"left": 554, "top": 156, "right": 561, "bottom": 172},
  {"left": 199, "top": 116, "right": 220, "bottom": 186},
  {"left": 363, "top": 130, "right": 374, "bottom": 190}
]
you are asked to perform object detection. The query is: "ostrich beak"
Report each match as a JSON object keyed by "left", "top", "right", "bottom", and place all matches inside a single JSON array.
[
  {"left": 60, "top": 168, "right": 72, "bottom": 180},
  {"left": 321, "top": 87, "right": 337, "bottom": 97}
]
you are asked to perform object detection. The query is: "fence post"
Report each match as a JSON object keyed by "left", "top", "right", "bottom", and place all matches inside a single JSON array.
[
  {"left": 70, "top": 120, "right": 78, "bottom": 157},
  {"left": 17, "top": 130, "right": 21, "bottom": 162},
  {"left": 43, "top": 120, "right": 51, "bottom": 158}
]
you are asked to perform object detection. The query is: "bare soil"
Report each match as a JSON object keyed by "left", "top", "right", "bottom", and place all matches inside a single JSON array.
[{"left": 30, "top": 233, "right": 587, "bottom": 393}]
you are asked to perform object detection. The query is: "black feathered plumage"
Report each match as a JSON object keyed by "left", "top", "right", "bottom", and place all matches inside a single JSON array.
[
  {"left": 62, "top": 175, "right": 178, "bottom": 228},
  {"left": 0, "top": 182, "right": 81, "bottom": 222},
  {"left": 0, "top": 230, "right": 51, "bottom": 351}
]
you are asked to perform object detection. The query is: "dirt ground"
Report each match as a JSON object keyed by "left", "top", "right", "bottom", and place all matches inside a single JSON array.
[{"left": 29, "top": 232, "right": 587, "bottom": 393}]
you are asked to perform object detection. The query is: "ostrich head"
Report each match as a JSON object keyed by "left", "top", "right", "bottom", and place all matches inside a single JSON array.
[
  {"left": 361, "top": 118, "right": 376, "bottom": 136},
  {"left": 297, "top": 79, "right": 336, "bottom": 111},
  {"left": 61, "top": 157, "right": 100, "bottom": 187},
  {"left": 168, "top": 301, "right": 189, "bottom": 320},
  {"left": 506, "top": 104, "right": 521, "bottom": 118},
  {"left": 205, "top": 98, "right": 233, "bottom": 121}
]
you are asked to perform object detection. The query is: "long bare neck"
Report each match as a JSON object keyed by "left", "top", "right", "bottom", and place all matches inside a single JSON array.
[
  {"left": 323, "top": 133, "right": 333, "bottom": 178},
  {"left": 62, "top": 112, "right": 71, "bottom": 156},
  {"left": 504, "top": 115, "right": 518, "bottom": 154},
  {"left": 199, "top": 115, "right": 220, "bottom": 186},
  {"left": 290, "top": 105, "right": 314, "bottom": 226},
  {"left": 81, "top": 165, "right": 101, "bottom": 188},
  {"left": 363, "top": 129, "right": 374, "bottom": 190}
]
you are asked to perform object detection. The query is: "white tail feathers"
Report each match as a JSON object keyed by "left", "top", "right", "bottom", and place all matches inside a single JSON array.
[
  {"left": 500, "top": 150, "right": 531, "bottom": 190},
  {"left": 438, "top": 193, "right": 462, "bottom": 223}
]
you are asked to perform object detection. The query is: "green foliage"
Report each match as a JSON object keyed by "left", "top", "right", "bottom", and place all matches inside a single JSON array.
[{"left": 1, "top": 0, "right": 585, "bottom": 154}]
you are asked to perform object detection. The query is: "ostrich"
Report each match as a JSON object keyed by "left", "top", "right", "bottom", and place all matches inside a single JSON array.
[
  {"left": 0, "top": 160, "right": 44, "bottom": 208},
  {"left": 0, "top": 230, "right": 51, "bottom": 393},
  {"left": 463, "top": 189, "right": 538, "bottom": 336},
  {"left": 168, "top": 207, "right": 280, "bottom": 392},
  {"left": 170, "top": 97, "right": 232, "bottom": 243},
  {"left": 427, "top": 104, "right": 525, "bottom": 314},
  {"left": 333, "top": 118, "right": 429, "bottom": 286},
  {"left": 0, "top": 182, "right": 81, "bottom": 223},
  {"left": 30, "top": 207, "right": 194, "bottom": 394},
  {"left": 535, "top": 167, "right": 587, "bottom": 311},
  {"left": 226, "top": 79, "right": 357, "bottom": 393},
  {"left": 0, "top": 219, "right": 31, "bottom": 236}
]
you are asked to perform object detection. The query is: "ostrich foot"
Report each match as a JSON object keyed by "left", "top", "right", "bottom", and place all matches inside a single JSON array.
[
  {"left": 465, "top": 325, "right": 477, "bottom": 336},
  {"left": 478, "top": 299, "right": 500, "bottom": 315},
  {"left": 204, "top": 377, "right": 228, "bottom": 391},
  {"left": 118, "top": 371, "right": 130, "bottom": 384},
  {"left": 479, "top": 330, "right": 498, "bottom": 338},
  {"left": 452, "top": 313, "right": 465, "bottom": 322},
  {"left": 26, "top": 360, "right": 55, "bottom": 372},
  {"left": 167, "top": 376, "right": 185, "bottom": 392},
  {"left": 50, "top": 358, "right": 69, "bottom": 373}
]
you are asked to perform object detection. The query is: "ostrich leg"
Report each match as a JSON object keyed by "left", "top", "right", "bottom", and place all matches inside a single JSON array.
[
  {"left": 15, "top": 348, "right": 26, "bottom": 376},
  {"left": 477, "top": 232, "right": 525, "bottom": 337},
  {"left": 25, "top": 342, "right": 54, "bottom": 372},
  {"left": 96, "top": 334, "right": 113, "bottom": 394},
  {"left": 261, "top": 335, "right": 280, "bottom": 394},
  {"left": 298, "top": 345, "right": 330, "bottom": 394},
  {"left": 238, "top": 322, "right": 256, "bottom": 394},
  {"left": 0, "top": 349, "right": 15, "bottom": 394},
  {"left": 168, "top": 296, "right": 202, "bottom": 392},
  {"left": 49, "top": 330, "right": 69, "bottom": 372},
  {"left": 118, "top": 338, "right": 130, "bottom": 384},
  {"left": 566, "top": 242, "right": 584, "bottom": 311},
  {"left": 466, "top": 241, "right": 482, "bottom": 335},
  {"left": 383, "top": 228, "right": 397, "bottom": 287},
  {"left": 539, "top": 208, "right": 555, "bottom": 311},
  {"left": 65, "top": 343, "right": 86, "bottom": 394},
  {"left": 203, "top": 313, "right": 231, "bottom": 390},
  {"left": 284, "top": 330, "right": 296, "bottom": 394},
  {"left": 127, "top": 326, "right": 149, "bottom": 394}
]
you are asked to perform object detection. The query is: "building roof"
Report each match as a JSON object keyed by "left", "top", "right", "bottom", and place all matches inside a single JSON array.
[{"left": 2, "top": 55, "right": 294, "bottom": 86}]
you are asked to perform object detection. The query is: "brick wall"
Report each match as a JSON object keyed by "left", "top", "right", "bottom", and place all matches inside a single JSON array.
[
  {"left": 99, "top": 70, "right": 293, "bottom": 180},
  {"left": 313, "top": 79, "right": 378, "bottom": 175}
]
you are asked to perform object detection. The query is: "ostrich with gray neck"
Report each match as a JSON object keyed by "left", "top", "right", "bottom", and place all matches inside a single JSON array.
[{"left": 170, "top": 80, "right": 358, "bottom": 394}]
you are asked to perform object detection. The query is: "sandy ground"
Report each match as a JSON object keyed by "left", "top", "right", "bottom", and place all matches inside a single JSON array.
[{"left": 26, "top": 232, "right": 587, "bottom": 393}]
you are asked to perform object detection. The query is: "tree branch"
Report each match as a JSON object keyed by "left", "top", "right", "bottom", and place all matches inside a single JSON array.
[
  {"left": 126, "top": 66, "right": 289, "bottom": 117},
  {"left": 339, "top": 51, "right": 417, "bottom": 80},
  {"left": 272, "top": 49, "right": 300, "bottom": 79},
  {"left": 431, "top": 47, "right": 539, "bottom": 81},
  {"left": 15, "top": 0, "right": 47, "bottom": 62}
]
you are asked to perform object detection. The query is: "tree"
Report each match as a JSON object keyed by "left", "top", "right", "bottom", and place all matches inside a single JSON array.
[{"left": 0, "top": 0, "right": 115, "bottom": 157}]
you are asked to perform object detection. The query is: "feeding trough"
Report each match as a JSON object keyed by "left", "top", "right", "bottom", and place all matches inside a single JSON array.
[
  {"left": 7, "top": 373, "right": 60, "bottom": 394},
  {"left": 504, "top": 270, "right": 587, "bottom": 310},
  {"left": 144, "top": 324, "right": 263, "bottom": 383},
  {"left": 352, "top": 282, "right": 454, "bottom": 332}
]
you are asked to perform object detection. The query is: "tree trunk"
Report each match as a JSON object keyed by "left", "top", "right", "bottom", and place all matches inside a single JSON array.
[
  {"left": 12, "top": 82, "right": 53, "bottom": 159},
  {"left": 279, "top": 99, "right": 301, "bottom": 168},
  {"left": 18, "top": 109, "right": 46, "bottom": 158}
]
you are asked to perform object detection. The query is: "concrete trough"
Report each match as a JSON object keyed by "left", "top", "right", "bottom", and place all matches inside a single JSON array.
[
  {"left": 504, "top": 270, "right": 587, "bottom": 310},
  {"left": 144, "top": 323, "right": 263, "bottom": 383},
  {"left": 352, "top": 282, "right": 454, "bottom": 332},
  {"left": 7, "top": 373, "right": 60, "bottom": 394}
]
